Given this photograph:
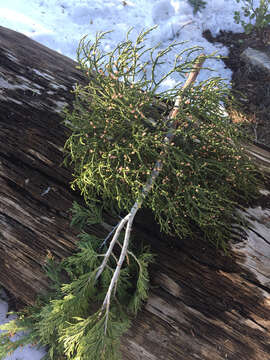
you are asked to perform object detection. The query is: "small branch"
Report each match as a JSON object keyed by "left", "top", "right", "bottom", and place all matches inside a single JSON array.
[
  {"left": 96, "top": 54, "right": 206, "bottom": 333},
  {"left": 95, "top": 214, "right": 129, "bottom": 281},
  {"left": 99, "top": 220, "right": 122, "bottom": 249},
  {"left": 102, "top": 213, "right": 135, "bottom": 332},
  {"left": 183, "top": 54, "right": 206, "bottom": 91}
]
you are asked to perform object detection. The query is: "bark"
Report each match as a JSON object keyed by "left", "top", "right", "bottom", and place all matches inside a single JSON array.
[
  {"left": 0, "top": 25, "right": 270, "bottom": 360},
  {"left": 0, "top": 25, "right": 89, "bottom": 301}
]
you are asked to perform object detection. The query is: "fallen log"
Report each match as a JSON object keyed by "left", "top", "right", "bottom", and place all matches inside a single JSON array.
[{"left": 0, "top": 26, "right": 270, "bottom": 360}]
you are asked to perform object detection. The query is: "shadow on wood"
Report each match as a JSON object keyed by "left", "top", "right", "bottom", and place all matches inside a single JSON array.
[{"left": 0, "top": 26, "right": 270, "bottom": 360}]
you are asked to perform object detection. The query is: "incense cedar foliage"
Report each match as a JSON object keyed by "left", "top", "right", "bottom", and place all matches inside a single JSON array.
[
  {"left": 0, "top": 29, "right": 261, "bottom": 360},
  {"left": 0, "top": 224, "right": 153, "bottom": 360},
  {"left": 66, "top": 29, "right": 259, "bottom": 246}
]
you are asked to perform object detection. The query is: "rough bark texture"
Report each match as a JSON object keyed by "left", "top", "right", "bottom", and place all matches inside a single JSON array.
[
  {"left": 0, "top": 26, "right": 86, "bottom": 301},
  {"left": 0, "top": 26, "right": 270, "bottom": 360}
]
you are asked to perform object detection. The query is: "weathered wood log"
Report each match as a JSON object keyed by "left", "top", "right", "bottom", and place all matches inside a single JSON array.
[
  {"left": 1, "top": 26, "right": 270, "bottom": 360},
  {"left": 0, "top": 26, "right": 88, "bottom": 303}
]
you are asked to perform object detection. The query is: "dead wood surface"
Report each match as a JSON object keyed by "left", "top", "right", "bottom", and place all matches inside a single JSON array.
[
  {"left": 0, "top": 25, "right": 87, "bottom": 301},
  {"left": 0, "top": 26, "right": 270, "bottom": 360}
]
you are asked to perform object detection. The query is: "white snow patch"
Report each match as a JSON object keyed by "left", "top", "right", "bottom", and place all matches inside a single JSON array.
[
  {"left": 0, "top": 0, "right": 248, "bottom": 86},
  {"left": 0, "top": 289, "right": 47, "bottom": 359},
  {"left": 152, "top": 1, "right": 175, "bottom": 23}
]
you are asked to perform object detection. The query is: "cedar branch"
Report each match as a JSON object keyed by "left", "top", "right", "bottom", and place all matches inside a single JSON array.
[{"left": 96, "top": 54, "right": 206, "bottom": 333}]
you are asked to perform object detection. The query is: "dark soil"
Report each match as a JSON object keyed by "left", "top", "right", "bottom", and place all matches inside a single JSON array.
[{"left": 203, "top": 26, "right": 270, "bottom": 147}]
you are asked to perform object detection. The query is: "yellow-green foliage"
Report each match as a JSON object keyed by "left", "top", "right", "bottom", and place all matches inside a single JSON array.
[
  {"left": 65, "top": 28, "right": 260, "bottom": 246},
  {"left": 234, "top": 0, "right": 270, "bottom": 41}
]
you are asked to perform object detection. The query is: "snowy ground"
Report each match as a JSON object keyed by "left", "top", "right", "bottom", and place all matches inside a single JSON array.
[
  {"left": 0, "top": 290, "right": 47, "bottom": 359},
  {"left": 0, "top": 0, "right": 264, "bottom": 359},
  {"left": 0, "top": 0, "right": 249, "bottom": 88}
]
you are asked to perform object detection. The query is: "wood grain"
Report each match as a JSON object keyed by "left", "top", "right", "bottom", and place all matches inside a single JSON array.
[{"left": 0, "top": 26, "right": 270, "bottom": 359}]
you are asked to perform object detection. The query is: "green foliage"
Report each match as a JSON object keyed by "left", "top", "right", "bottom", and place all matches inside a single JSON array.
[
  {"left": 234, "top": 0, "right": 270, "bottom": 41},
  {"left": 0, "top": 204, "right": 154, "bottom": 359},
  {"left": 70, "top": 201, "right": 102, "bottom": 230},
  {"left": 0, "top": 28, "right": 262, "bottom": 360},
  {"left": 65, "top": 28, "right": 260, "bottom": 246},
  {"left": 0, "top": 316, "right": 42, "bottom": 359},
  {"left": 188, "top": 0, "right": 207, "bottom": 14}
]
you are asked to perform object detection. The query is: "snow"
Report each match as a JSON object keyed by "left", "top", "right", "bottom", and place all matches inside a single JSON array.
[
  {"left": 0, "top": 0, "right": 254, "bottom": 90},
  {"left": 0, "top": 0, "right": 265, "bottom": 359},
  {"left": 0, "top": 290, "right": 46, "bottom": 360}
]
